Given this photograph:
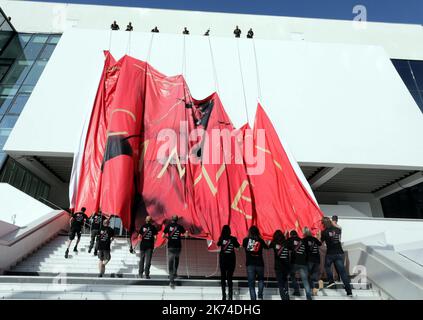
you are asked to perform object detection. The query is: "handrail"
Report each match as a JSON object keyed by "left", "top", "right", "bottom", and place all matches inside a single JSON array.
[
  {"left": 336, "top": 215, "right": 423, "bottom": 223},
  {"left": 38, "top": 197, "right": 92, "bottom": 230},
  {"left": 0, "top": 210, "right": 67, "bottom": 247}
]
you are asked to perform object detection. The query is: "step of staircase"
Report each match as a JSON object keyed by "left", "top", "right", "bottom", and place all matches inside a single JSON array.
[{"left": 1, "top": 235, "right": 382, "bottom": 300}]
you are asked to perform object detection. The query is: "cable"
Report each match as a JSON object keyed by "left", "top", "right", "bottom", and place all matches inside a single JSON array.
[
  {"left": 252, "top": 39, "right": 262, "bottom": 102},
  {"left": 126, "top": 30, "right": 132, "bottom": 56},
  {"left": 205, "top": 252, "right": 220, "bottom": 278},
  {"left": 208, "top": 36, "right": 220, "bottom": 96},
  {"left": 236, "top": 39, "right": 250, "bottom": 124},
  {"left": 146, "top": 33, "right": 154, "bottom": 63},
  {"left": 108, "top": 29, "right": 112, "bottom": 53},
  {"left": 184, "top": 237, "right": 190, "bottom": 279},
  {"left": 182, "top": 34, "right": 187, "bottom": 77}
]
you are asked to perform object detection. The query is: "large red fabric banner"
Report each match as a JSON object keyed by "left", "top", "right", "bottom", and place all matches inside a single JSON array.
[
  {"left": 249, "top": 104, "right": 324, "bottom": 239},
  {"left": 73, "top": 52, "right": 117, "bottom": 217},
  {"left": 71, "top": 54, "right": 323, "bottom": 248}
]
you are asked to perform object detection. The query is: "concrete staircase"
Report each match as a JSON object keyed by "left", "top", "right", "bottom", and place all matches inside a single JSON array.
[{"left": 0, "top": 235, "right": 383, "bottom": 300}]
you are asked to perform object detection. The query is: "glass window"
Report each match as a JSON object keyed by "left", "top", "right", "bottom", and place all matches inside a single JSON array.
[
  {"left": 0, "top": 152, "right": 6, "bottom": 169},
  {"left": 0, "top": 85, "right": 19, "bottom": 96},
  {"left": 0, "top": 32, "right": 13, "bottom": 52},
  {"left": 0, "top": 22, "right": 13, "bottom": 32},
  {"left": 8, "top": 93, "right": 30, "bottom": 114},
  {"left": 1, "top": 60, "right": 34, "bottom": 85},
  {"left": 0, "top": 128, "right": 10, "bottom": 150},
  {"left": 0, "top": 157, "right": 15, "bottom": 182},
  {"left": 0, "top": 16, "right": 5, "bottom": 29},
  {"left": 18, "top": 34, "right": 32, "bottom": 46},
  {"left": 11, "top": 165, "right": 25, "bottom": 189},
  {"left": 18, "top": 85, "right": 34, "bottom": 94},
  {"left": 410, "top": 61, "right": 423, "bottom": 91},
  {"left": 0, "top": 36, "right": 25, "bottom": 59},
  {"left": 29, "top": 176, "right": 39, "bottom": 197},
  {"left": 0, "top": 115, "right": 18, "bottom": 128},
  {"left": 0, "top": 65, "right": 10, "bottom": 80},
  {"left": 47, "top": 35, "right": 61, "bottom": 44},
  {"left": 21, "top": 172, "right": 32, "bottom": 193},
  {"left": 40, "top": 184, "right": 50, "bottom": 199},
  {"left": 0, "top": 96, "right": 13, "bottom": 115},
  {"left": 23, "top": 60, "right": 47, "bottom": 85},
  {"left": 19, "top": 40, "right": 43, "bottom": 60},
  {"left": 39, "top": 44, "right": 55, "bottom": 60},
  {"left": 32, "top": 35, "right": 49, "bottom": 44}
]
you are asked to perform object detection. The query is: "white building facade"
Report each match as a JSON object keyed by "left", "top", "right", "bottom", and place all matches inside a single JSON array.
[
  {"left": 1, "top": 0, "right": 423, "bottom": 220},
  {"left": 0, "top": 1, "right": 421, "bottom": 299}
]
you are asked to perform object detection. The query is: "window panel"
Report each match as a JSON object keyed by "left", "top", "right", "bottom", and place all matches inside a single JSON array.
[
  {"left": 47, "top": 35, "right": 61, "bottom": 44},
  {"left": 11, "top": 166, "right": 25, "bottom": 189},
  {"left": 1, "top": 60, "right": 34, "bottom": 85},
  {"left": 29, "top": 177, "right": 39, "bottom": 197},
  {"left": 39, "top": 44, "right": 55, "bottom": 60},
  {"left": 410, "top": 61, "right": 423, "bottom": 91},
  {"left": 8, "top": 93, "right": 30, "bottom": 114},
  {"left": 0, "top": 96, "right": 13, "bottom": 115},
  {"left": 18, "top": 85, "right": 34, "bottom": 94},
  {"left": 0, "top": 115, "right": 18, "bottom": 128},
  {"left": 19, "top": 41, "right": 43, "bottom": 60},
  {"left": 22, "top": 172, "right": 32, "bottom": 193},
  {"left": 23, "top": 60, "right": 47, "bottom": 85},
  {"left": 395, "top": 66, "right": 416, "bottom": 90},
  {"left": 0, "top": 157, "right": 15, "bottom": 183},
  {"left": 0, "top": 36, "right": 25, "bottom": 59},
  {"left": 0, "top": 65, "right": 10, "bottom": 81},
  {"left": 0, "top": 85, "right": 19, "bottom": 96}
]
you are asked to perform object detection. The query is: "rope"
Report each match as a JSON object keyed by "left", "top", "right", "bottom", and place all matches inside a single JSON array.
[
  {"left": 252, "top": 39, "right": 262, "bottom": 102},
  {"left": 146, "top": 33, "right": 154, "bottom": 63},
  {"left": 182, "top": 34, "right": 187, "bottom": 77},
  {"left": 184, "top": 237, "right": 190, "bottom": 279},
  {"left": 205, "top": 252, "right": 220, "bottom": 278},
  {"left": 126, "top": 30, "right": 132, "bottom": 56},
  {"left": 236, "top": 39, "right": 250, "bottom": 124},
  {"left": 208, "top": 36, "right": 220, "bottom": 95},
  {"left": 108, "top": 29, "right": 112, "bottom": 53}
]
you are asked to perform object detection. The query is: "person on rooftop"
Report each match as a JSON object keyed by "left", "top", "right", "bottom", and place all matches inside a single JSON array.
[{"left": 111, "top": 21, "right": 120, "bottom": 30}]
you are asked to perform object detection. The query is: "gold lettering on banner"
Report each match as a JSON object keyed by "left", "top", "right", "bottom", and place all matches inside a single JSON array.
[
  {"left": 157, "top": 146, "right": 185, "bottom": 179},
  {"left": 193, "top": 164, "right": 225, "bottom": 195},
  {"left": 106, "top": 108, "right": 137, "bottom": 136},
  {"left": 255, "top": 145, "right": 271, "bottom": 154},
  {"left": 111, "top": 108, "right": 136, "bottom": 122},
  {"left": 256, "top": 144, "right": 283, "bottom": 172},
  {"left": 201, "top": 166, "right": 218, "bottom": 195},
  {"left": 295, "top": 219, "right": 300, "bottom": 232},
  {"left": 107, "top": 131, "right": 128, "bottom": 137},
  {"left": 231, "top": 180, "right": 253, "bottom": 219},
  {"left": 273, "top": 159, "right": 282, "bottom": 171}
]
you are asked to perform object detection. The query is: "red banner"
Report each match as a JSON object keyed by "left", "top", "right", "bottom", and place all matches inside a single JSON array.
[{"left": 71, "top": 54, "right": 323, "bottom": 248}]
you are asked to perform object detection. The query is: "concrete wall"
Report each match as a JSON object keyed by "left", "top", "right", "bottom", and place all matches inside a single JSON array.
[
  {"left": 2, "top": 0, "right": 423, "bottom": 60},
  {"left": 0, "top": 183, "right": 54, "bottom": 227},
  {"left": 0, "top": 210, "right": 68, "bottom": 274}
]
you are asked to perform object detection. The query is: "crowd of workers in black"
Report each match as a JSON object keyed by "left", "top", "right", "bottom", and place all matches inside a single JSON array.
[
  {"left": 65, "top": 207, "right": 352, "bottom": 299},
  {"left": 109, "top": 22, "right": 255, "bottom": 38}
]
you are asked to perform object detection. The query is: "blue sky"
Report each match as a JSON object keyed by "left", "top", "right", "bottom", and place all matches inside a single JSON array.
[{"left": 32, "top": 0, "right": 423, "bottom": 24}]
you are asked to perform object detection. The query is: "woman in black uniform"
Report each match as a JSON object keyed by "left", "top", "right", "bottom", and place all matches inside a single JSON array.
[
  {"left": 217, "top": 225, "right": 240, "bottom": 300},
  {"left": 269, "top": 230, "right": 290, "bottom": 300}
]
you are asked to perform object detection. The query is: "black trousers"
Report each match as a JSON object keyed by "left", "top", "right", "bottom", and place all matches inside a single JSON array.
[
  {"left": 139, "top": 248, "right": 153, "bottom": 276},
  {"left": 220, "top": 255, "right": 236, "bottom": 299},
  {"left": 168, "top": 247, "right": 181, "bottom": 282},
  {"left": 89, "top": 229, "right": 100, "bottom": 252},
  {"left": 275, "top": 269, "right": 290, "bottom": 300}
]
